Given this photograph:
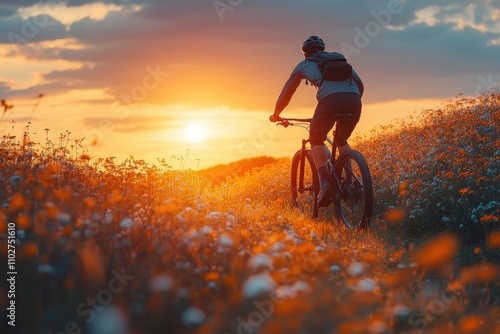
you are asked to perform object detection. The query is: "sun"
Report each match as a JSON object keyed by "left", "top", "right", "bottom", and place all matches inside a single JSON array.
[{"left": 184, "top": 123, "right": 206, "bottom": 143}]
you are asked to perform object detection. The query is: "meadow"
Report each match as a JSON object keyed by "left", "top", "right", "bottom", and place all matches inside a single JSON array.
[{"left": 0, "top": 93, "right": 499, "bottom": 334}]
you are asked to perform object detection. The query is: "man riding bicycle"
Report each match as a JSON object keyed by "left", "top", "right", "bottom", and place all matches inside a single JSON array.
[{"left": 269, "top": 35, "right": 364, "bottom": 207}]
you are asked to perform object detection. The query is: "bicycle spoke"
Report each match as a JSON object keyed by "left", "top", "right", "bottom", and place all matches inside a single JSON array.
[
  {"left": 291, "top": 150, "right": 319, "bottom": 218},
  {"left": 334, "top": 150, "right": 373, "bottom": 229}
]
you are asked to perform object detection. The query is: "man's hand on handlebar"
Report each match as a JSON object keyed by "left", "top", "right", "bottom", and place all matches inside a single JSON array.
[{"left": 269, "top": 114, "right": 281, "bottom": 123}]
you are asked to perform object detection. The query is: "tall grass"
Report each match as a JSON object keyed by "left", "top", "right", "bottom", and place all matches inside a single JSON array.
[
  {"left": 0, "top": 93, "right": 499, "bottom": 334},
  {"left": 354, "top": 93, "right": 499, "bottom": 243}
]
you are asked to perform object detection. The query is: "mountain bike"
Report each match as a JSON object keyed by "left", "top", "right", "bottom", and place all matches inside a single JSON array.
[{"left": 277, "top": 114, "right": 373, "bottom": 229}]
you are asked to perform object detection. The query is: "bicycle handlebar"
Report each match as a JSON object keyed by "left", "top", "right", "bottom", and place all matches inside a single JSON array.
[{"left": 276, "top": 114, "right": 351, "bottom": 128}]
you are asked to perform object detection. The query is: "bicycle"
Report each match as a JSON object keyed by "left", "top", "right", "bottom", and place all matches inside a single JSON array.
[{"left": 277, "top": 114, "right": 373, "bottom": 229}]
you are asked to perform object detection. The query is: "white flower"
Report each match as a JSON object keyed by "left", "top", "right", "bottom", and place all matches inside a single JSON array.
[
  {"left": 218, "top": 234, "right": 234, "bottom": 247},
  {"left": 181, "top": 308, "right": 206, "bottom": 327},
  {"left": 357, "top": 278, "right": 377, "bottom": 292},
  {"left": 38, "top": 264, "right": 55, "bottom": 275},
  {"left": 392, "top": 304, "right": 411, "bottom": 317},
  {"left": 9, "top": 175, "right": 22, "bottom": 186},
  {"left": 347, "top": 262, "right": 364, "bottom": 276},
  {"left": 226, "top": 214, "right": 236, "bottom": 224},
  {"left": 88, "top": 306, "right": 127, "bottom": 334},
  {"left": 329, "top": 265, "right": 340, "bottom": 272},
  {"left": 270, "top": 241, "right": 286, "bottom": 252},
  {"left": 206, "top": 211, "right": 220, "bottom": 221},
  {"left": 274, "top": 285, "right": 295, "bottom": 299},
  {"left": 242, "top": 274, "right": 277, "bottom": 299},
  {"left": 292, "top": 280, "right": 311, "bottom": 293},
  {"left": 200, "top": 225, "right": 212, "bottom": 234},
  {"left": 104, "top": 209, "right": 113, "bottom": 224},
  {"left": 119, "top": 218, "right": 134, "bottom": 229},
  {"left": 150, "top": 275, "right": 173, "bottom": 292},
  {"left": 248, "top": 253, "right": 273, "bottom": 271}
]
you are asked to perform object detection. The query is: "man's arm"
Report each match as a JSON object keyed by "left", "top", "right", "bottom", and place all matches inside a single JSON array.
[{"left": 273, "top": 66, "right": 303, "bottom": 117}]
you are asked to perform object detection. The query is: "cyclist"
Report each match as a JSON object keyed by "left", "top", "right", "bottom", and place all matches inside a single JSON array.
[{"left": 269, "top": 35, "right": 364, "bottom": 207}]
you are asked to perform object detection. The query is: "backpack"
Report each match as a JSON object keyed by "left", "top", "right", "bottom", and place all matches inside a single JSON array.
[{"left": 308, "top": 51, "right": 353, "bottom": 83}]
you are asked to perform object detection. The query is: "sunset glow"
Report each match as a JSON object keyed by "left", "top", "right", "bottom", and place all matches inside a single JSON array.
[
  {"left": 2, "top": 2, "right": 499, "bottom": 333},
  {"left": 184, "top": 123, "right": 206, "bottom": 143},
  {"left": 0, "top": 1, "right": 498, "bottom": 168}
]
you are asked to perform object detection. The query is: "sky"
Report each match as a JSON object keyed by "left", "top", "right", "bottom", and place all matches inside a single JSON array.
[{"left": 1, "top": 0, "right": 499, "bottom": 169}]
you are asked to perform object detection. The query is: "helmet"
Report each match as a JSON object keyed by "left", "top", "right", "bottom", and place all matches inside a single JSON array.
[{"left": 301, "top": 35, "right": 325, "bottom": 55}]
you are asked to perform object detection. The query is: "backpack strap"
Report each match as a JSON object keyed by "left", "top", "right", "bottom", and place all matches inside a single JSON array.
[{"left": 307, "top": 53, "right": 325, "bottom": 87}]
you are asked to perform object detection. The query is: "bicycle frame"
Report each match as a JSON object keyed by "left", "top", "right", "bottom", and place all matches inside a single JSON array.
[
  {"left": 278, "top": 114, "right": 373, "bottom": 228},
  {"left": 280, "top": 115, "right": 349, "bottom": 199}
]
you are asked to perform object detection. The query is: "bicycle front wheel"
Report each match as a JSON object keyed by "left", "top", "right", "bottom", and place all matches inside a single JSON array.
[
  {"left": 333, "top": 150, "right": 373, "bottom": 229},
  {"left": 291, "top": 149, "right": 319, "bottom": 218}
]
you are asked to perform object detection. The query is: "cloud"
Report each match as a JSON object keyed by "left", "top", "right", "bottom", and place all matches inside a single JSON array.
[
  {"left": 1, "top": 0, "right": 499, "bottom": 106},
  {"left": 17, "top": 2, "right": 132, "bottom": 26},
  {"left": 82, "top": 114, "right": 177, "bottom": 133},
  {"left": 0, "top": 14, "right": 67, "bottom": 44},
  {"left": 0, "top": 81, "right": 10, "bottom": 96},
  {"left": 0, "top": 5, "right": 17, "bottom": 17}
]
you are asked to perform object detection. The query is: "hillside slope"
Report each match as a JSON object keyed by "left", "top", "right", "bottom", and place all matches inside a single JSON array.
[
  {"left": 0, "top": 93, "right": 499, "bottom": 334},
  {"left": 354, "top": 93, "right": 499, "bottom": 241},
  {"left": 199, "top": 156, "right": 278, "bottom": 184}
]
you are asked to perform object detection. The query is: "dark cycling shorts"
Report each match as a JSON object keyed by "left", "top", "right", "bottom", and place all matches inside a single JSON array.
[{"left": 310, "top": 92, "right": 361, "bottom": 147}]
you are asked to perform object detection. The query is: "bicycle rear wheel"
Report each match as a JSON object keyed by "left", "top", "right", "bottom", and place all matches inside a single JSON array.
[
  {"left": 333, "top": 150, "right": 373, "bottom": 229},
  {"left": 291, "top": 149, "right": 319, "bottom": 218}
]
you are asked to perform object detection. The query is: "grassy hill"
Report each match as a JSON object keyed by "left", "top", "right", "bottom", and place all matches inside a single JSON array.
[
  {"left": 0, "top": 93, "right": 499, "bottom": 333},
  {"left": 199, "top": 156, "right": 278, "bottom": 184},
  {"left": 354, "top": 93, "right": 499, "bottom": 242}
]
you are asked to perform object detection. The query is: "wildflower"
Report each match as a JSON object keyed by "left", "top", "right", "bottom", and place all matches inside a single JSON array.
[
  {"left": 9, "top": 175, "right": 22, "bottom": 187},
  {"left": 57, "top": 212, "right": 71, "bottom": 226},
  {"left": 119, "top": 218, "right": 134, "bottom": 229},
  {"left": 329, "top": 265, "right": 340, "bottom": 272},
  {"left": 412, "top": 233, "right": 458, "bottom": 269},
  {"left": 357, "top": 278, "right": 377, "bottom": 292},
  {"left": 201, "top": 225, "right": 213, "bottom": 234},
  {"left": 270, "top": 241, "right": 286, "bottom": 252},
  {"left": 104, "top": 209, "right": 113, "bottom": 224},
  {"left": 150, "top": 275, "right": 173, "bottom": 292},
  {"left": 274, "top": 285, "right": 295, "bottom": 299},
  {"left": 38, "top": 264, "right": 55, "bottom": 275},
  {"left": 206, "top": 211, "right": 220, "bottom": 221},
  {"left": 347, "top": 261, "right": 364, "bottom": 276},
  {"left": 88, "top": 306, "right": 128, "bottom": 334},
  {"left": 242, "top": 274, "right": 277, "bottom": 299},
  {"left": 248, "top": 253, "right": 273, "bottom": 271},
  {"left": 181, "top": 308, "right": 206, "bottom": 327},
  {"left": 218, "top": 234, "right": 234, "bottom": 247}
]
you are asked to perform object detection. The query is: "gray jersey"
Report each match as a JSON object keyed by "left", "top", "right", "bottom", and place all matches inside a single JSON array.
[{"left": 275, "top": 55, "right": 364, "bottom": 114}]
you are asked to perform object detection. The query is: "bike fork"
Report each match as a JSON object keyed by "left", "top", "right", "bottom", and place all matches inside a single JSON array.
[{"left": 298, "top": 139, "right": 307, "bottom": 192}]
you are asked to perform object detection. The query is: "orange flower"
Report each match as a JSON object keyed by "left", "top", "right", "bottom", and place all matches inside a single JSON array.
[
  {"left": 458, "top": 315, "right": 484, "bottom": 333},
  {"left": 487, "top": 231, "right": 500, "bottom": 248},
  {"left": 411, "top": 233, "right": 458, "bottom": 269}
]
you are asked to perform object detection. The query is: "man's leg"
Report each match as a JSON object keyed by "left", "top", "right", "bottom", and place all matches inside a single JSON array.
[
  {"left": 312, "top": 144, "right": 329, "bottom": 170},
  {"left": 312, "top": 144, "right": 332, "bottom": 207},
  {"left": 338, "top": 143, "right": 351, "bottom": 155}
]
